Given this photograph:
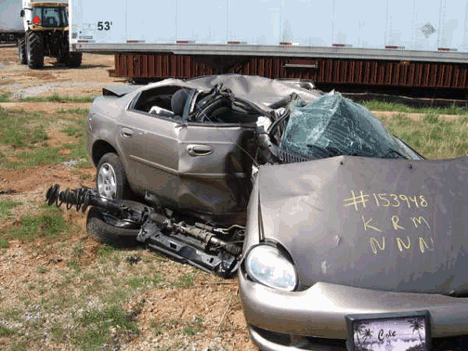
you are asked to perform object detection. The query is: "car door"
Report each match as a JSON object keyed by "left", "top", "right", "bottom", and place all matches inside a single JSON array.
[
  {"left": 117, "top": 88, "right": 182, "bottom": 208},
  {"left": 177, "top": 121, "right": 256, "bottom": 222}
]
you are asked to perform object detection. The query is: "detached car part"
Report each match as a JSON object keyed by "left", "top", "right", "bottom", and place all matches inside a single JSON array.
[{"left": 46, "top": 185, "right": 243, "bottom": 277}]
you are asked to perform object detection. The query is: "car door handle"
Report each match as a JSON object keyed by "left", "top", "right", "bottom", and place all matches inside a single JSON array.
[
  {"left": 121, "top": 127, "right": 134, "bottom": 138},
  {"left": 187, "top": 144, "right": 213, "bottom": 156}
]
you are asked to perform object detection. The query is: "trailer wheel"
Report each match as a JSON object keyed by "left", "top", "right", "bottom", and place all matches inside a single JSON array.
[
  {"left": 66, "top": 52, "right": 82, "bottom": 68},
  {"left": 26, "top": 31, "right": 44, "bottom": 69},
  {"left": 96, "top": 153, "right": 132, "bottom": 200},
  {"left": 86, "top": 204, "right": 142, "bottom": 247},
  {"left": 18, "top": 38, "right": 27, "bottom": 65}
]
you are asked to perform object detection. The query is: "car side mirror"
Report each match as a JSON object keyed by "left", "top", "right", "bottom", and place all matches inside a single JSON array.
[{"left": 20, "top": 9, "right": 25, "bottom": 17}]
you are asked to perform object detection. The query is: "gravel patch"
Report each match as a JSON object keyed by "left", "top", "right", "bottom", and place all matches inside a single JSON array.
[{"left": 11, "top": 82, "right": 107, "bottom": 99}]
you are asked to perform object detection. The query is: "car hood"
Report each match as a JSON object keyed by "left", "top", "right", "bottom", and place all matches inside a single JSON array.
[{"left": 256, "top": 155, "right": 468, "bottom": 296}]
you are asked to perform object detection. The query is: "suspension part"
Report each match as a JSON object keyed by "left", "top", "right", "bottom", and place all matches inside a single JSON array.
[{"left": 46, "top": 184, "right": 129, "bottom": 213}]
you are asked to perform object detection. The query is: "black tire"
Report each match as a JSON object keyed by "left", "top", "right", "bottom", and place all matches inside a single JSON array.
[
  {"left": 18, "top": 38, "right": 27, "bottom": 65},
  {"left": 66, "top": 52, "right": 82, "bottom": 68},
  {"left": 86, "top": 205, "right": 141, "bottom": 247},
  {"left": 96, "top": 153, "right": 131, "bottom": 200},
  {"left": 26, "top": 31, "right": 44, "bottom": 69},
  {"left": 57, "top": 56, "right": 68, "bottom": 64}
]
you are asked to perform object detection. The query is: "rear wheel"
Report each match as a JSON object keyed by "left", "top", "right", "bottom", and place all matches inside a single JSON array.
[
  {"left": 96, "top": 153, "right": 131, "bottom": 200},
  {"left": 86, "top": 203, "right": 142, "bottom": 247},
  {"left": 66, "top": 52, "right": 82, "bottom": 68},
  {"left": 18, "top": 38, "right": 27, "bottom": 65},
  {"left": 26, "top": 31, "right": 44, "bottom": 69}
]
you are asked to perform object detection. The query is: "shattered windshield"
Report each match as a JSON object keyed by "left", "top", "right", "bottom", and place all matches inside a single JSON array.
[{"left": 280, "top": 92, "right": 422, "bottom": 161}]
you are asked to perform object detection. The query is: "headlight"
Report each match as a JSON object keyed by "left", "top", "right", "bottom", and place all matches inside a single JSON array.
[{"left": 244, "top": 244, "right": 297, "bottom": 292}]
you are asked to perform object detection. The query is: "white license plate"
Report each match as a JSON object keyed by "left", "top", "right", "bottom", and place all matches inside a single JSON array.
[{"left": 346, "top": 311, "right": 430, "bottom": 351}]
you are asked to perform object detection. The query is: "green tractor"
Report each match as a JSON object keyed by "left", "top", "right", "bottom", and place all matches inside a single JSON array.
[{"left": 18, "top": 1, "right": 81, "bottom": 69}]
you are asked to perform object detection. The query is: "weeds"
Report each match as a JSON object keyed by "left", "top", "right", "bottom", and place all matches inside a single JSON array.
[
  {"left": 170, "top": 272, "right": 197, "bottom": 289},
  {"left": 183, "top": 316, "right": 204, "bottom": 335},
  {"left": 0, "top": 108, "right": 89, "bottom": 169},
  {"left": 0, "top": 325, "right": 15, "bottom": 336},
  {"left": 0, "top": 199, "right": 21, "bottom": 218},
  {"left": 362, "top": 100, "right": 468, "bottom": 116},
  {"left": 20, "top": 94, "right": 94, "bottom": 103},
  {"left": 0, "top": 91, "right": 11, "bottom": 102},
  {"left": 377, "top": 112, "right": 468, "bottom": 159},
  {"left": 3, "top": 206, "right": 69, "bottom": 243},
  {"left": 75, "top": 305, "right": 139, "bottom": 349},
  {"left": 57, "top": 107, "right": 89, "bottom": 115},
  {"left": 0, "top": 109, "right": 49, "bottom": 148}
]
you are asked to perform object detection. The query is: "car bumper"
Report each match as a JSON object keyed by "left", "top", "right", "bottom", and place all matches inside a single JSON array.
[{"left": 239, "top": 271, "right": 468, "bottom": 350}]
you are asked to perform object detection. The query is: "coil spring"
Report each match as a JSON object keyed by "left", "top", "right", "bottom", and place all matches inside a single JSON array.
[{"left": 45, "top": 184, "right": 92, "bottom": 212}]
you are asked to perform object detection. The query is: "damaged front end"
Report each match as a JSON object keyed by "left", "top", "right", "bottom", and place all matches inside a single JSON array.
[{"left": 45, "top": 80, "right": 424, "bottom": 278}]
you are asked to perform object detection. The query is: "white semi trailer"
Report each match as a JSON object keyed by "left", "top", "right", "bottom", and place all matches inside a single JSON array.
[
  {"left": 0, "top": 0, "right": 23, "bottom": 42},
  {"left": 67, "top": 0, "right": 468, "bottom": 95}
]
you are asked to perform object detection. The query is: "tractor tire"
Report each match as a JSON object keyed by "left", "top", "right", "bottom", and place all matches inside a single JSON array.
[
  {"left": 57, "top": 56, "right": 68, "bottom": 64},
  {"left": 18, "top": 38, "right": 27, "bottom": 65},
  {"left": 66, "top": 52, "right": 82, "bottom": 68},
  {"left": 86, "top": 204, "right": 142, "bottom": 247},
  {"left": 26, "top": 31, "right": 44, "bottom": 69}
]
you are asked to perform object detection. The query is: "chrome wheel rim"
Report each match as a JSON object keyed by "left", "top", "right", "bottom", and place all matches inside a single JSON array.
[{"left": 97, "top": 162, "right": 117, "bottom": 199}]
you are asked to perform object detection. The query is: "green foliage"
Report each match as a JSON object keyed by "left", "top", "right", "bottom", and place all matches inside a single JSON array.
[
  {"left": 0, "top": 109, "right": 48, "bottom": 148},
  {"left": 0, "top": 199, "right": 21, "bottom": 218},
  {"left": 0, "top": 324, "right": 15, "bottom": 336},
  {"left": 362, "top": 100, "right": 468, "bottom": 116},
  {"left": 377, "top": 112, "right": 468, "bottom": 159},
  {"left": 182, "top": 316, "right": 204, "bottom": 336},
  {"left": 57, "top": 108, "right": 89, "bottom": 115},
  {"left": 0, "top": 92, "right": 11, "bottom": 102},
  {"left": 20, "top": 94, "right": 94, "bottom": 103},
  {"left": 4, "top": 207, "right": 68, "bottom": 242},
  {"left": 75, "top": 306, "right": 139, "bottom": 350},
  {"left": 96, "top": 244, "right": 116, "bottom": 258},
  {"left": 0, "top": 108, "right": 89, "bottom": 170},
  {"left": 170, "top": 272, "right": 197, "bottom": 289},
  {"left": 126, "top": 274, "right": 164, "bottom": 289}
]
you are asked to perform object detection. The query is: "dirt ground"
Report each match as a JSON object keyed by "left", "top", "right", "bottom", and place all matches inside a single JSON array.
[{"left": 0, "top": 46, "right": 257, "bottom": 351}]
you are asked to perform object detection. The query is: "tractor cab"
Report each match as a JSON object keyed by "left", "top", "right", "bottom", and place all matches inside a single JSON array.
[{"left": 29, "top": 3, "right": 68, "bottom": 28}]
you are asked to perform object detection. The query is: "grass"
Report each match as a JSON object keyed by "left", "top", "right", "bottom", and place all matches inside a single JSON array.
[
  {"left": 362, "top": 100, "right": 468, "bottom": 116},
  {"left": 182, "top": 316, "right": 204, "bottom": 336},
  {"left": 75, "top": 305, "right": 139, "bottom": 350},
  {"left": 0, "top": 91, "right": 11, "bottom": 102},
  {"left": 376, "top": 112, "right": 468, "bottom": 159},
  {"left": 1, "top": 206, "right": 69, "bottom": 243},
  {"left": 0, "top": 107, "right": 90, "bottom": 170},
  {"left": 19, "top": 94, "right": 94, "bottom": 103},
  {"left": 170, "top": 272, "right": 197, "bottom": 289},
  {"left": 0, "top": 108, "right": 49, "bottom": 148},
  {"left": 0, "top": 199, "right": 22, "bottom": 218},
  {"left": 57, "top": 108, "right": 89, "bottom": 116}
]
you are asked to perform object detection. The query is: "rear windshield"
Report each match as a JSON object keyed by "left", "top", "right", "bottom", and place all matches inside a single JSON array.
[{"left": 32, "top": 7, "right": 68, "bottom": 27}]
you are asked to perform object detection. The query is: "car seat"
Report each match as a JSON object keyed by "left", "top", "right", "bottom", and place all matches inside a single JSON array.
[{"left": 171, "top": 89, "right": 191, "bottom": 117}]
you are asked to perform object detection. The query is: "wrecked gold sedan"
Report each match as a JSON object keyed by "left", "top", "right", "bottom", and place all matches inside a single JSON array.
[{"left": 46, "top": 75, "right": 468, "bottom": 350}]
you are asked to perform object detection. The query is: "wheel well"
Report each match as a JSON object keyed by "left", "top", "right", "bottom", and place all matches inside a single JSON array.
[{"left": 92, "top": 141, "right": 117, "bottom": 167}]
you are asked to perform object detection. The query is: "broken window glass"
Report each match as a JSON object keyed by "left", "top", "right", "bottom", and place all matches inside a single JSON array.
[{"left": 281, "top": 92, "right": 421, "bottom": 160}]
